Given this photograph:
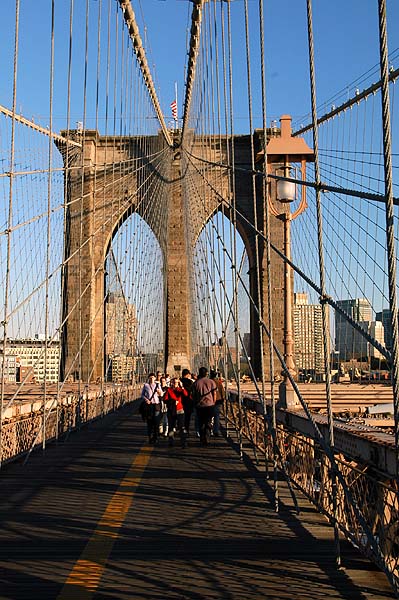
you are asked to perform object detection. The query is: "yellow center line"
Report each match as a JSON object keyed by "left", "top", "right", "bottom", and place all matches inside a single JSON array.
[{"left": 57, "top": 444, "right": 153, "bottom": 600}]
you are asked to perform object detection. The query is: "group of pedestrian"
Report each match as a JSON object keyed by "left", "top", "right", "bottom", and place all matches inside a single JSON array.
[{"left": 140, "top": 366, "right": 225, "bottom": 447}]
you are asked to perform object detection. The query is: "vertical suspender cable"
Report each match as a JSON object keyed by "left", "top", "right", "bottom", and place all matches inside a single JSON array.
[
  {"left": 306, "top": 0, "right": 340, "bottom": 566},
  {"left": 208, "top": 5, "right": 221, "bottom": 371},
  {"left": 226, "top": 1, "right": 242, "bottom": 457},
  {"left": 88, "top": 0, "right": 101, "bottom": 389},
  {"left": 94, "top": 0, "right": 105, "bottom": 409},
  {"left": 103, "top": 0, "right": 112, "bottom": 383},
  {"left": 212, "top": 0, "right": 228, "bottom": 395},
  {"left": 59, "top": 0, "right": 74, "bottom": 435},
  {"left": 220, "top": 1, "right": 231, "bottom": 434},
  {"left": 259, "top": 0, "right": 279, "bottom": 508},
  {"left": 76, "top": 0, "right": 90, "bottom": 399},
  {"left": 109, "top": 3, "right": 119, "bottom": 387},
  {"left": 377, "top": 0, "right": 399, "bottom": 482},
  {"left": 43, "top": 0, "right": 56, "bottom": 450},
  {"left": 243, "top": 0, "right": 262, "bottom": 464},
  {"left": 0, "top": 0, "right": 20, "bottom": 468}
]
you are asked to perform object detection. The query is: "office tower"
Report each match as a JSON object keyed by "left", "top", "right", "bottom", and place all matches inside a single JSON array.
[
  {"left": 106, "top": 293, "right": 137, "bottom": 381},
  {"left": 368, "top": 321, "right": 385, "bottom": 359},
  {"left": 1, "top": 339, "right": 60, "bottom": 383},
  {"left": 335, "top": 298, "right": 372, "bottom": 359},
  {"left": 294, "top": 293, "right": 325, "bottom": 375},
  {"left": 376, "top": 309, "right": 392, "bottom": 352}
]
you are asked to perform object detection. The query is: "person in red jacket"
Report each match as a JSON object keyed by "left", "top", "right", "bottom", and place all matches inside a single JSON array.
[{"left": 163, "top": 377, "right": 189, "bottom": 447}]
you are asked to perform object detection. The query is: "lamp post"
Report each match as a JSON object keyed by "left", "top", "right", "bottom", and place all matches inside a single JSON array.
[{"left": 265, "top": 115, "right": 314, "bottom": 409}]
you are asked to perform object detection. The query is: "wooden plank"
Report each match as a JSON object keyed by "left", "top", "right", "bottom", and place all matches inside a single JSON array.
[{"left": 0, "top": 405, "right": 394, "bottom": 599}]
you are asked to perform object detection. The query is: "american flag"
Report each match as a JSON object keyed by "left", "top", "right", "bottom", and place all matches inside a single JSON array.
[{"left": 170, "top": 100, "right": 178, "bottom": 121}]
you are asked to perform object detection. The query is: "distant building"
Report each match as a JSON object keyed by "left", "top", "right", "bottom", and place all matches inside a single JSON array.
[
  {"left": 293, "top": 293, "right": 325, "bottom": 375},
  {"left": 242, "top": 333, "right": 250, "bottom": 357},
  {"left": 105, "top": 293, "right": 137, "bottom": 382},
  {"left": 335, "top": 298, "right": 372, "bottom": 359},
  {"left": 106, "top": 293, "right": 136, "bottom": 356},
  {"left": 0, "top": 355, "right": 17, "bottom": 383},
  {"left": 294, "top": 292, "right": 308, "bottom": 306},
  {"left": 108, "top": 355, "right": 135, "bottom": 382},
  {"left": 376, "top": 309, "right": 393, "bottom": 352},
  {"left": 35, "top": 333, "right": 46, "bottom": 341},
  {"left": 336, "top": 298, "right": 372, "bottom": 322},
  {"left": 368, "top": 321, "right": 385, "bottom": 359},
  {"left": 1, "top": 339, "right": 60, "bottom": 383},
  {"left": 197, "top": 344, "right": 225, "bottom": 372}
]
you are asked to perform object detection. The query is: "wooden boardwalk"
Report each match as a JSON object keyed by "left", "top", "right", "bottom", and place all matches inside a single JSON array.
[{"left": 0, "top": 404, "right": 394, "bottom": 600}]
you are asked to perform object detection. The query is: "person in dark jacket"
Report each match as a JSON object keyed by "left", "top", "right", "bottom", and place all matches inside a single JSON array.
[
  {"left": 181, "top": 368, "right": 194, "bottom": 435},
  {"left": 191, "top": 367, "right": 217, "bottom": 447}
]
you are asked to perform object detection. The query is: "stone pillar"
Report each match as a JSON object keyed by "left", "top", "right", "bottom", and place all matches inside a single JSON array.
[
  {"left": 57, "top": 128, "right": 291, "bottom": 385},
  {"left": 165, "top": 149, "right": 191, "bottom": 376},
  {"left": 61, "top": 131, "right": 106, "bottom": 383}
]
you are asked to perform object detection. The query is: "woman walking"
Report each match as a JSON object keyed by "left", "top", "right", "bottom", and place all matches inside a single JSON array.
[
  {"left": 163, "top": 377, "right": 189, "bottom": 447},
  {"left": 141, "top": 373, "right": 162, "bottom": 444},
  {"left": 159, "top": 375, "right": 169, "bottom": 436}
]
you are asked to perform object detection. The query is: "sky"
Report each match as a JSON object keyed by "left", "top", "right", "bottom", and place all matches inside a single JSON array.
[
  {"left": 134, "top": 0, "right": 399, "bottom": 130},
  {"left": 1, "top": 0, "right": 399, "bottom": 133},
  {"left": 1, "top": 0, "right": 399, "bottom": 342}
]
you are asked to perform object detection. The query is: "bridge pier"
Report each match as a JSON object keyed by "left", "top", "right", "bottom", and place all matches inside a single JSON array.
[
  {"left": 58, "top": 130, "right": 192, "bottom": 383},
  {"left": 57, "top": 129, "right": 292, "bottom": 384},
  {"left": 165, "top": 147, "right": 192, "bottom": 375},
  {"left": 58, "top": 130, "right": 169, "bottom": 383}
]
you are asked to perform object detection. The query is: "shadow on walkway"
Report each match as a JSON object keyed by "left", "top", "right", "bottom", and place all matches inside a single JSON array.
[{"left": 0, "top": 405, "right": 394, "bottom": 599}]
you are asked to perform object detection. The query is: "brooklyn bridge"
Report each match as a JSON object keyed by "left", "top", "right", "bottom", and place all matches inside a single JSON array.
[{"left": 0, "top": 1, "right": 399, "bottom": 597}]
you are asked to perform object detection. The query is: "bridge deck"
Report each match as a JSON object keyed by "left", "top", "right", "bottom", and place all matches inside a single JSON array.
[{"left": 0, "top": 405, "right": 393, "bottom": 600}]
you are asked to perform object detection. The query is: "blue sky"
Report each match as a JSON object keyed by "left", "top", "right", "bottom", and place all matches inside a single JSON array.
[
  {"left": 1, "top": 1, "right": 398, "bottom": 133},
  {"left": 135, "top": 0, "right": 399, "bottom": 130},
  {"left": 1, "top": 0, "right": 399, "bottom": 341}
]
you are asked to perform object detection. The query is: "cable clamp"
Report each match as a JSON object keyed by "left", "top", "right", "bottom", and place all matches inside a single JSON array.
[{"left": 319, "top": 294, "right": 332, "bottom": 305}]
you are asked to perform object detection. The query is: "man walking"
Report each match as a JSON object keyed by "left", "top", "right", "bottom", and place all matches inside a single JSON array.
[
  {"left": 181, "top": 368, "right": 194, "bottom": 435},
  {"left": 192, "top": 366, "right": 217, "bottom": 446}
]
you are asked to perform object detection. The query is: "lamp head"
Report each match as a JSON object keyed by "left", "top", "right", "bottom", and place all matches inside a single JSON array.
[{"left": 277, "top": 179, "right": 296, "bottom": 203}]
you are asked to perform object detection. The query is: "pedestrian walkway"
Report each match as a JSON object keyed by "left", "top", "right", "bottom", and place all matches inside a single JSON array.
[{"left": 0, "top": 404, "right": 393, "bottom": 599}]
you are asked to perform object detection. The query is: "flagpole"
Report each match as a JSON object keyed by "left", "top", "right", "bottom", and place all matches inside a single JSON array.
[{"left": 175, "top": 81, "right": 178, "bottom": 130}]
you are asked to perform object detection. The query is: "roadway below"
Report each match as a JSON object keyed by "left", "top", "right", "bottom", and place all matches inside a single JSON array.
[
  {"left": 237, "top": 382, "right": 395, "bottom": 415},
  {"left": 0, "top": 403, "right": 394, "bottom": 599}
]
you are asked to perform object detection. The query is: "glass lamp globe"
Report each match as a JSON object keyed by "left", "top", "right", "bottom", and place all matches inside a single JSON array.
[{"left": 277, "top": 179, "right": 296, "bottom": 203}]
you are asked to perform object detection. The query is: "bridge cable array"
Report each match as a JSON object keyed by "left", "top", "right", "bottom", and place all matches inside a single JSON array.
[
  {"left": 180, "top": 0, "right": 399, "bottom": 591},
  {"left": 0, "top": 0, "right": 399, "bottom": 593}
]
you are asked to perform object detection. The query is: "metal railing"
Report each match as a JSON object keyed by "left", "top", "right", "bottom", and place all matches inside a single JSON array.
[
  {"left": 225, "top": 392, "right": 399, "bottom": 595},
  {"left": 1, "top": 383, "right": 141, "bottom": 465}
]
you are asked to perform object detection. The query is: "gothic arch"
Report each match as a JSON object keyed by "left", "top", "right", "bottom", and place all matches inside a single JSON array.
[{"left": 58, "top": 131, "right": 170, "bottom": 382}]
